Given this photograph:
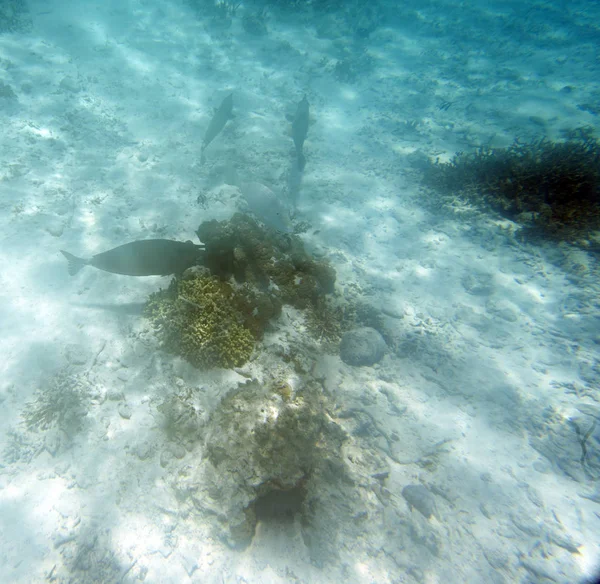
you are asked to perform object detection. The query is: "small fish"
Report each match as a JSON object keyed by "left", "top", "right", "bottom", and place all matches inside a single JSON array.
[
  {"left": 201, "top": 93, "right": 234, "bottom": 163},
  {"left": 61, "top": 239, "right": 205, "bottom": 277},
  {"left": 290, "top": 95, "right": 309, "bottom": 171}
]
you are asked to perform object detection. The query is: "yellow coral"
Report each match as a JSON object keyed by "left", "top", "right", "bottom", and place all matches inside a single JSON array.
[{"left": 145, "top": 273, "right": 256, "bottom": 369}]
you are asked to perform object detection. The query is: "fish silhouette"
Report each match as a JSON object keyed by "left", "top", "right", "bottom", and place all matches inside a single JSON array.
[
  {"left": 201, "top": 93, "right": 234, "bottom": 164},
  {"left": 61, "top": 239, "right": 204, "bottom": 277},
  {"left": 291, "top": 95, "right": 309, "bottom": 171}
]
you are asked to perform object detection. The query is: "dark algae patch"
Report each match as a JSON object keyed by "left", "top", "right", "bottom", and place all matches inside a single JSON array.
[{"left": 422, "top": 137, "right": 600, "bottom": 246}]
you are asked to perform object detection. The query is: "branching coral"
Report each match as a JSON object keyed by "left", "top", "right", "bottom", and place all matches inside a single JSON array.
[
  {"left": 21, "top": 370, "right": 88, "bottom": 435},
  {"left": 305, "top": 296, "right": 390, "bottom": 349},
  {"left": 145, "top": 271, "right": 258, "bottom": 369},
  {"left": 305, "top": 297, "right": 354, "bottom": 344},
  {"left": 422, "top": 137, "right": 600, "bottom": 243}
]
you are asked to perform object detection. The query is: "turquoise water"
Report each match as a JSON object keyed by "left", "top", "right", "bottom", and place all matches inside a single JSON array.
[{"left": 0, "top": 1, "right": 599, "bottom": 582}]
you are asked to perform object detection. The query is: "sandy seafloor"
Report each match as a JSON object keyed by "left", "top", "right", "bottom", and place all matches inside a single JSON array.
[{"left": 1, "top": 0, "right": 600, "bottom": 582}]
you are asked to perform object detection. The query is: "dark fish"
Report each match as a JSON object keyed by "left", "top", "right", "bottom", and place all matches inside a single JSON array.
[
  {"left": 201, "top": 93, "right": 233, "bottom": 163},
  {"left": 291, "top": 95, "right": 309, "bottom": 171},
  {"left": 61, "top": 239, "right": 204, "bottom": 277}
]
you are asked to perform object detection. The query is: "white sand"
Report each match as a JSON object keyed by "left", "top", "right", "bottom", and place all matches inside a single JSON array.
[{"left": 0, "top": 0, "right": 599, "bottom": 582}]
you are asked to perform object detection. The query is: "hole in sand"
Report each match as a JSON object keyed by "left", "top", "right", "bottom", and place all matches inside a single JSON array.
[{"left": 254, "top": 485, "right": 307, "bottom": 523}]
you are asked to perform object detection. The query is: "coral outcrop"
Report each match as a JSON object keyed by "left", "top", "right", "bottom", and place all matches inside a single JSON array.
[
  {"left": 145, "top": 213, "right": 336, "bottom": 370},
  {"left": 170, "top": 377, "right": 388, "bottom": 560},
  {"left": 197, "top": 212, "right": 336, "bottom": 309},
  {"left": 422, "top": 137, "right": 600, "bottom": 243},
  {"left": 144, "top": 268, "right": 276, "bottom": 369}
]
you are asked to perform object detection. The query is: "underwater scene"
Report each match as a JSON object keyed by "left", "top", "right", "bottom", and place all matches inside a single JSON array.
[{"left": 1, "top": 0, "right": 600, "bottom": 582}]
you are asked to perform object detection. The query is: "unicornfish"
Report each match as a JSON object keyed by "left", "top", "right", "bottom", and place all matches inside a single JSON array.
[
  {"left": 201, "top": 93, "right": 233, "bottom": 163},
  {"left": 61, "top": 239, "right": 205, "bottom": 277},
  {"left": 291, "top": 95, "right": 309, "bottom": 171}
]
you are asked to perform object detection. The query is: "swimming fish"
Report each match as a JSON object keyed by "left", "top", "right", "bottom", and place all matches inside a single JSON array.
[
  {"left": 61, "top": 239, "right": 205, "bottom": 277},
  {"left": 291, "top": 95, "right": 309, "bottom": 171},
  {"left": 201, "top": 93, "right": 233, "bottom": 163}
]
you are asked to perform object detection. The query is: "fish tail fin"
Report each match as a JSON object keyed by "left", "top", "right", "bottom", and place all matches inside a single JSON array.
[
  {"left": 60, "top": 250, "right": 88, "bottom": 276},
  {"left": 298, "top": 152, "right": 306, "bottom": 171}
]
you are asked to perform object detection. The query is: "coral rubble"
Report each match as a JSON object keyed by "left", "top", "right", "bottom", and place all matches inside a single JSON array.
[{"left": 21, "top": 370, "right": 89, "bottom": 435}]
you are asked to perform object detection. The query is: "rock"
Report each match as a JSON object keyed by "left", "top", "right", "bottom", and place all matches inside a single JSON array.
[
  {"left": 340, "top": 327, "right": 387, "bottom": 366},
  {"left": 529, "top": 407, "right": 600, "bottom": 482},
  {"left": 402, "top": 484, "right": 437, "bottom": 519},
  {"left": 160, "top": 450, "right": 172, "bottom": 468},
  {"left": 45, "top": 217, "right": 65, "bottom": 237},
  {"left": 173, "top": 378, "right": 387, "bottom": 558},
  {"left": 461, "top": 272, "right": 495, "bottom": 296},
  {"left": 118, "top": 403, "right": 132, "bottom": 420},
  {"left": 169, "top": 443, "right": 186, "bottom": 459},
  {"left": 107, "top": 389, "right": 124, "bottom": 401},
  {"left": 242, "top": 13, "right": 268, "bottom": 36},
  {"left": 486, "top": 298, "right": 518, "bottom": 322},
  {"left": 135, "top": 441, "right": 153, "bottom": 461},
  {"left": 65, "top": 344, "right": 88, "bottom": 366},
  {"left": 577, "top": 403, "right": 600, "bottom": 419}
]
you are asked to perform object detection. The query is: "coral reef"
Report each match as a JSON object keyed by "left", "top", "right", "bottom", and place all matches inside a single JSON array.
[
  {"left": 422, "top": 137, "right": 600, "bottom": 243},
  {"left": 0, "top": 81, "right": 16, "bottom": 99},
  {"left": 185, "top": 0, "right": 240, "bottom": 28},
  {"left": 172, "top": 377, "right": 388, "bottom": 558},
  {"left": 145, "top": 268, "right": 271, "bottom": 369},
  {"left": 196, "top": 213, "right": 336, "bottom": 309},
  {"left": 145, "top": 214, "right": 336, "bottom": 370},
  {"left": 242, "top": 9, "right": 268, "bottom": 36}
]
